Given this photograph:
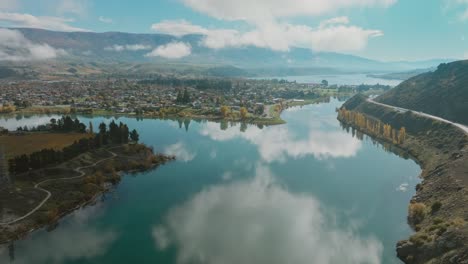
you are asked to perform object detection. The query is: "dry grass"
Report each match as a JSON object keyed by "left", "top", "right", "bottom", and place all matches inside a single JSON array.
[{"left": 0, "top": 132, "right": 92, "bottom": 158}]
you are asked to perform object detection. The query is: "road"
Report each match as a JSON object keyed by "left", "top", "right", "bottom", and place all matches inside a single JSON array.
[
  {"left": 0, "top": 149, "right": 117, "bottom": 225},
  {"left": 367, "top": 98, "right": 468, "bottom": 135}
]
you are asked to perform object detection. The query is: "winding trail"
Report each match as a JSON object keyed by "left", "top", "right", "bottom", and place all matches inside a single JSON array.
[
  {"left": 367, "top": 98, "right": 468, "bottom": 135},
  {"left": 0, "top": 149, "right": 118, "bottom": 225}
]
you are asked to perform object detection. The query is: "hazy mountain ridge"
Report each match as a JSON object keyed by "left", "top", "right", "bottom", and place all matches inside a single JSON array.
[
  {"left": 5, "top": 28, "right": 454, "bottom": 73},
  {"left": 376, "top": 60, "right": 468, "bottom": 125}
]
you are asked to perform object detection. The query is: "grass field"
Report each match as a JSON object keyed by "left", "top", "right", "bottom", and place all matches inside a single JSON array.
[{"left": 0, "top": 132, "right": 92, "bottom": 158}]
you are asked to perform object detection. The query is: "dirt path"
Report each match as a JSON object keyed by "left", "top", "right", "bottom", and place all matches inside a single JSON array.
[
  {"left": 0, "top": 149, "right": 117, "bottom": 225},
  {"left": 367, "top": 98, "right": 468, "bottom": 135}
]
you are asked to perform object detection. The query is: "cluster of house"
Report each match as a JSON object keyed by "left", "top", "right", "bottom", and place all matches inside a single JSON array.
[{"left": 0, "top": 78, "right": 320, "bottom": 115}]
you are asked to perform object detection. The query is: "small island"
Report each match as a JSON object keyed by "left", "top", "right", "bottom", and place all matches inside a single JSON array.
[{"left": 0, "top": 116, "right": 174, "bottom": 244}]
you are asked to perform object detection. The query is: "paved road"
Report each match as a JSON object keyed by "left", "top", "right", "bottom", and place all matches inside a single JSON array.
[
  {"left": 367, "top": 98, "right": 468, "bottom": 135},
  {"left": 0, "top": 149, "right": 117, "bottom": 225}
]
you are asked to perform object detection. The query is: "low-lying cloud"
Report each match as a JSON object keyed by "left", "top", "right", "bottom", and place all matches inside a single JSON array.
[
  {"left": 104, "top": 44, "right": 152, "bottom": 52},
  {"left": 0, "top": 28, "right": 67, "bottom": 61},
  {"left": 145, "top": 42, "right": 191, "bottom": 59},
  {"left": 153, "top": 165, "right": 383, "bottom": 264}
]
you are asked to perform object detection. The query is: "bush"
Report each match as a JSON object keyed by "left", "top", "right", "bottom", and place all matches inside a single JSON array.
[
  {"left": 431, "top": 201, "right": 442, "bottom": 213},
  {"left": 409, "top": 202, "right": 427, "bottom": 224}
]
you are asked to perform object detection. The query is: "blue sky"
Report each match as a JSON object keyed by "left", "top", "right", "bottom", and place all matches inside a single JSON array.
[{"left": 0, "top": 0, "right": 467, "bottom": 61}]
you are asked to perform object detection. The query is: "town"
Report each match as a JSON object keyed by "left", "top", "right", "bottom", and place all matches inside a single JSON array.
[{"left": 0, "top": 77, "right": 391, "bottom": 124}]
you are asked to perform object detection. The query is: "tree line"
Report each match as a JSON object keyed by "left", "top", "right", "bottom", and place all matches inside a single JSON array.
[
  {"left": 17, "top": 116, "right": 87, "bottom": 133},
  {"left": 337, "top": 108, "right": 406, "bottom": 144},
  {"left": 8, "top": 118, "right": 140, "bottom": 174}
]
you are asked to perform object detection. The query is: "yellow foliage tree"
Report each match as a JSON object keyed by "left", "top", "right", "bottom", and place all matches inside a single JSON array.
[
  {"left": 220, "top": 105, "right": 230, "bottom": 118},
  {"left": 240, "top": 107, "right": 248, "bottom": 119}
]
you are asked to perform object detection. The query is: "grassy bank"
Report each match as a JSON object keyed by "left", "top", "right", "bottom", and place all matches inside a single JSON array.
[{"left": 338, "top": 94, "right": 468, "bottom": 263}]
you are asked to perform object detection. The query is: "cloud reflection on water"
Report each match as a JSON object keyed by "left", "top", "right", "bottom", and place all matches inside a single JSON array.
[
  {"left": 153, "top": 165, "right": 383, "bottom": 264},
  {"left": 0, "top": 204, "right": 116, "bottom": 264},
  {"left": 200, "top": 122, "right": 362, "bottom": 163}
]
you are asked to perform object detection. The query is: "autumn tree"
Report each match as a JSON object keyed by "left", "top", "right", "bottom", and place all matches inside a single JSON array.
[
  {"left": 220, "top": 105, "right": 230, "bottom": 118},
  {"left": 240, "top": 107, "right": 248, "bottom": 119}
]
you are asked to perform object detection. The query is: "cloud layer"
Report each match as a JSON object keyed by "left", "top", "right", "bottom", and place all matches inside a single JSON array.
[
  {"left": 145, "top": 42, "right": 192, "bottom": 59},
  {"left": 0, "top": 28, "right": 66, "bottom": 61},
  {"left": 153, "top": 165, "right": 383, "bottom": 264},
  {"left": 152, "top": 17, "right": 383, "bottom": 52}
]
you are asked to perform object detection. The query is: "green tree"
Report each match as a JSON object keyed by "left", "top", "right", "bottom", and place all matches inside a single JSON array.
[{"left": 130, "top": 129, "right": 139, "bottom": 142}]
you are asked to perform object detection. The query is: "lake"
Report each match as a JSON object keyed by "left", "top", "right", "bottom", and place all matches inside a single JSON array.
[
  {"left": 254, "top": 74, "right": 402, "bottom": 86},
  {"left": 0, "top": 98, "right": 420, "bottom": 264}
]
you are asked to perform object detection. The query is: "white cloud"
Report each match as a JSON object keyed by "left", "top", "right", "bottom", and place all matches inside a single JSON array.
[
  {"left": 463, "top": 51, "right": 468, "bottom": 59},
  {"left": 57, "top": 0, "right": 90, "bottom": 17},
  {"left": 448, "top": 0, "right": 468, "bottom": 21},
  {"left": 145, "top": 42, "right": 192, "bottom": 59},
  {"left": 151, "top": 19, "right": 209, "bottom": 37},
  {"left": 0, "top": 0, "right": 19, "bottom": 11},
  {"left": 164, "top": 142, "right": 196, "bottom": 162},
  {"left": 153, "top": 164, "right": 383, "bottom": 264},
  {"left": 396, "top": 183, "right": 409, "bottom": 192},
  {"left": 0, "top": 28, "right": 67, "bottom": 61},
  {"left": 0, "top": 12, "right": 89, "bottom": 32},
  {"left": 98, "top": 16, "right": 113, "bottom": 24},
  {"left": 152, "top": 18, "right": 382, "bottom": 52},
  {"left": 104, "top": 44, "right": 152, "bottom": 52},
  {"left": 182, "top": 0, "right": 396, "bottom": 22}
]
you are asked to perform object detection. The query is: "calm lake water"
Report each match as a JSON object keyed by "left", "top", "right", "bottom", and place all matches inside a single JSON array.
[
  {"left": 255, "top": 74, "right": 402, "bottom": 86},
  {"left": 0, "top": 98, "right": 420, "bottom": 264}
]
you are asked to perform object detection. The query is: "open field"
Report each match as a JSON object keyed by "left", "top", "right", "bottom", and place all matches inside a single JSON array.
[{"left": 0, "top": 133, "right": 91, "bottom": 158}]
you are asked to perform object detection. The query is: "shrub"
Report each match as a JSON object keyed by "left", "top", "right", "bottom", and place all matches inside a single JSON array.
[
  {"left": 431, "top": 201, "right": 442, "bottom": 213},
  {"left": 409, "top": 202, "right": 427, "bottom": 224}
]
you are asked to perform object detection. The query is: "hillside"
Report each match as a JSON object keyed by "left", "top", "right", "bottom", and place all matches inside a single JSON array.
[{"left": 376, "top": 60, "right": 468, "bottom": 125}]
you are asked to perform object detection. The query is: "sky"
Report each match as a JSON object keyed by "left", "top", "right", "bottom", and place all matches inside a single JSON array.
[{"left": 0, "top": 0, "right": 467, "bottom": 61}]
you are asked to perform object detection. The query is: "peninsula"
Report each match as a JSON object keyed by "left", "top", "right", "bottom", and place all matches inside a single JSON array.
[{"left": 0, "top": 116, "right": 174, "bottom": 244}]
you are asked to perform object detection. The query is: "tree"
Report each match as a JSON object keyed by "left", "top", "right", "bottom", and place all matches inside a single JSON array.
[
  {"left": 321, "top": 80, "right": 328, "bottom": 87},
  {"left": 130, "top": 129, "right": 139, "bottom": 142},
  {"left": 220, "top": 106, "right": 230, "bottom": 118},
  {"left": 240, "top": 107, "right": 248, "bottom": 119},
  {"left": 183, "top": 88, "right": 191, "bottom": 103},
  {"left": 89, "top": 122, "right": 94, "bottom": 134}
]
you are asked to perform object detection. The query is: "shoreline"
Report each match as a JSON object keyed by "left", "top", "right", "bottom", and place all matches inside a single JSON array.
[
  {"left": 0, "top": 98, "right": 328, "bottom": 127},
  {"left": 338, "top": 95, "right": 468, "bottom": 263}
]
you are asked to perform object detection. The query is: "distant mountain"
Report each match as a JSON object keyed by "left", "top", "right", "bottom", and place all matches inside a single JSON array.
[
  {"left": 6, "top": 28, "right": 454, "bottom": 74},
  {"left": 367, "top": 67, "right": 436, "bottom": 80},
  {"left": 376, "top": 60, "right": 468, "bottom": 125}
]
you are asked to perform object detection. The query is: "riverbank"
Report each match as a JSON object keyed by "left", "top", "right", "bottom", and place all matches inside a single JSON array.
[
  {"left": 3, "top": 98, "right": 328, "bottom": 127},
  {"left": 338, "top": 94, "right": 468, "bottom": 263},
  {"left": 0, "top": 143, "right": 174, "bottom": 245}
]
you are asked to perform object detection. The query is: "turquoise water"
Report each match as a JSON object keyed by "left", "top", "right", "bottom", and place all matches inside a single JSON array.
[{"left": 0, "top": 98, "right": 420, "bottom": 264}]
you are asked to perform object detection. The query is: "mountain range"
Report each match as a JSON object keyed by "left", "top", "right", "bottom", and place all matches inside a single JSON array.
[{"left": 2, "top": 28, "right": 454, "bottom": 75}]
